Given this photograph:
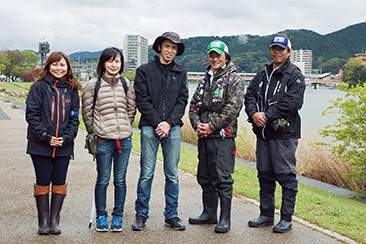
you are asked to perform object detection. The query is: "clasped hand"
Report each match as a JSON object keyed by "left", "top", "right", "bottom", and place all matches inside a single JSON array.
[
  {"left": 251, "top": 112, "right": 267, "bottom": 128},
  {"left": 49, "top": 136, "right": 64, "bottom": 147},
  {"left": 156, "top": 121, "right": 171, "bottom": 138},
  {"left": 196, "top": 123, "right": 213, "bottom": 138}
]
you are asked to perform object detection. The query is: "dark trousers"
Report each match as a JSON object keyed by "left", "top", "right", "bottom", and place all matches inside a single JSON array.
[
  {"left": 31, "top": 155, "right": 70, "bottom": 186},
  {"left": 256, "top": 138, "right": 298, "bottom": 221},
  {"left": 197, "top": 138, "right": 235, "bottom": 199}
]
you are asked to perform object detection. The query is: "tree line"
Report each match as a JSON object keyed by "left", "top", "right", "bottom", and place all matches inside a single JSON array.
[
  {"left": 0, "top": 50, "right": 38, "bottom": 82},
  {"left": 1, "top": 48, "right": 365, "bottom": 86}
]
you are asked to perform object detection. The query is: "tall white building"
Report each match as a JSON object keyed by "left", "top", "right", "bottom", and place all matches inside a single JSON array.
[
  {"left": 290, "top": 49, "right": 313, "bottom": 74},
  {"left": 123, "top": 35, "right": 148, "bottom": 71}
]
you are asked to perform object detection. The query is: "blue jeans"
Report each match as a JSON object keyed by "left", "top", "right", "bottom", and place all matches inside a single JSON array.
[
  {"left": 135, "top": 125, "right": 181, "bottom": 219},
  {"left": 95, "top": 138, "right": 132, "bottom": 219}
]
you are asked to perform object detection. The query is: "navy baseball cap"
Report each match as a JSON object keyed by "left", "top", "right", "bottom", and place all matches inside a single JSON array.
[{"left": 269, "top": 35, "right": 292, "bottom": 49}]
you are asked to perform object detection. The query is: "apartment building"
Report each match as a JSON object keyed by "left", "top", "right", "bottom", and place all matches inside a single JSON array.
[
  {"left": 355, "top": 53, "right": 366, "bottom": 64},
  {"left": 290, "top": 49, "right": 313, "bottom": 74},
  {"left": 123, "top": 35, "right": 148, "bottom": 71}
]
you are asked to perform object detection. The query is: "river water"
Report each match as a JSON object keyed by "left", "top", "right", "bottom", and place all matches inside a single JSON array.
[{"left": 188, "top": 83, "right": 346, "bottom": 139}]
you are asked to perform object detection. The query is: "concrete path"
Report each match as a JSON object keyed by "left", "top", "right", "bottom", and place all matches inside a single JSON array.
[{"left": 0, "top": 97, "right": 354, "bottom": 243}]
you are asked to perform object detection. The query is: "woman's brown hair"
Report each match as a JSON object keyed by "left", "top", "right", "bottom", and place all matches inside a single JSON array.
[{"left": 35, "top": 51, "right": 82, "bottom": 91}]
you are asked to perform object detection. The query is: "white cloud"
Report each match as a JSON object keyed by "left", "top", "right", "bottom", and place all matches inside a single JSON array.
[{"left": 0, "top": 0, "right": 365, "bottom": 55}]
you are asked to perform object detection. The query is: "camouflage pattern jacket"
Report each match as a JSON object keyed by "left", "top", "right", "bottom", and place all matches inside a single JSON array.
[{"left": 189, "top": 61, "right": 245, "bottom": 138}]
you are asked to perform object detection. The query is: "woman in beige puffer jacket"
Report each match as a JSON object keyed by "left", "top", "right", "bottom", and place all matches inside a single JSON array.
[{"left": 82, "top": 47, "right": 136, "bottom": 232}]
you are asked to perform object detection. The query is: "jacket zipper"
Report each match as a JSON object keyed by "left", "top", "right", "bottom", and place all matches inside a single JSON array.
[
  {"left": 112, "top": 80, "right": 121, "bottom": 133},
  {"left": 52, "top": 80, "right": 60, "bottom": 158}
]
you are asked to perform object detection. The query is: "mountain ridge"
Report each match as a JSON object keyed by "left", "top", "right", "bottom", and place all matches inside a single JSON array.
[{"left": 21, "top": 22, "right": 366, "bottom": 73}]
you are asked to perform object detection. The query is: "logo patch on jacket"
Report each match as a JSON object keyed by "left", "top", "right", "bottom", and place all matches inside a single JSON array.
[{"left": 65, "top": 99, "right": 71, "bottom": 103}]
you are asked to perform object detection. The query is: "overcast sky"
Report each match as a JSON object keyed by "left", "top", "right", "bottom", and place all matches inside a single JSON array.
[{"left": 1, "top": 0, "right": 365, "bottom": 55}]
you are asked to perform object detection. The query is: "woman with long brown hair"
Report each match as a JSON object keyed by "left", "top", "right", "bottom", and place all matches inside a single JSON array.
[{"left": 26, "top": 51, "right": 82, "bottom": 235}]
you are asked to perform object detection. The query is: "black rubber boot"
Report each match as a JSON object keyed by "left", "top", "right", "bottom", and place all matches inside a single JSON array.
[
  {"left": 248, "top": 215, "right": 274, "bottom": 227},
  {"left": 35, "top": 194, "right": 50, "bottom": 235},
  {"left": 214, "top": 198, "right": 231, "bottom": 233},
  {"left": 49, "top": 193, "right": 65, "bottom": 234},
  {"left": 189, "top": 192, "right": 218, "bottom": 224},
  {"left": 49, "top": 184, "right": 66, "bottom": 235}
]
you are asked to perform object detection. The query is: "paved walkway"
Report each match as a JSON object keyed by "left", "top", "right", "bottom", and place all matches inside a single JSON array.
[{"left": 0, "top": 97, "right": 356, "bottom": 243}]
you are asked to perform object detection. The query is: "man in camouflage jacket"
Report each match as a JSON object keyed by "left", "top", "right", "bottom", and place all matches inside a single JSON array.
[{"left": 189, "top": 40, "right": 245, "bottom": 233}]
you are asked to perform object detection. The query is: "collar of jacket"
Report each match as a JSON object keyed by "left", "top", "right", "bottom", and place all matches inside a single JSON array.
[
  {"left": 101, "top": 73, "right": 121, "bottom": 85},
  {"left": 265, "top": 58, "right": 291, "bottom": 76},
  {"left": 206, "top": 61, "right": 236, "bottom": 77},
  {"left": 153, "top": 55, "right": 185, "bottom": 73},
  {"left": 45, "top": 72, "right": 70, "bottom": 88}
]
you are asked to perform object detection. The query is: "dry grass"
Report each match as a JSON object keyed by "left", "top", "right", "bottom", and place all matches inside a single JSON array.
[
  {"left": 181, "top": 115, "right": 198, "bottom": 145},
  {"left": 296, "top": 132, "right": 366, "bottom": 193},
  {"left": 234, "top": 124, "right": 257, "bottom": 162}
]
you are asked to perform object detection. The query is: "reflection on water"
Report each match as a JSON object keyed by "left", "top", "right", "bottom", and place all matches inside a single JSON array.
[{"left": 188, "top": 83, "right": 346, "bottom": 138}]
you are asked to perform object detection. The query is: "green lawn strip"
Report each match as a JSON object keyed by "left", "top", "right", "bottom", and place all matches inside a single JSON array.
[
  {"left": 294, "top": 184, "right": 366, "bottom": 242},
  {"left": 131, "top": 131, "right": 365, "bottom": 243},
  {"left": 0, "top": 82, "right": 31, "bottom": 94}
]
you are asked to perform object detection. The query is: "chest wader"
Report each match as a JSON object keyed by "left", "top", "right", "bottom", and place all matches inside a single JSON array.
[{"left": 189, "top": 69, "right": 236, "bottom": 234}]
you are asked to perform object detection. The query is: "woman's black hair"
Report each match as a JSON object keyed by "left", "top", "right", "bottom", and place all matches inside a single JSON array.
[{"left": 96, "top": 47, "right": 124, "bottom": 77}]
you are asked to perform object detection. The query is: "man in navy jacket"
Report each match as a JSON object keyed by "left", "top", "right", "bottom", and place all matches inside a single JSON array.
[{"left": 245, "top": 35, "right": 305, "bottom": 233}]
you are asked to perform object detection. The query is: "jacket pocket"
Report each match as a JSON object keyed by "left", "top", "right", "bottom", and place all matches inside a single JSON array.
[{"left": 51, "top": 96, "right": 55, "bottom": 121}]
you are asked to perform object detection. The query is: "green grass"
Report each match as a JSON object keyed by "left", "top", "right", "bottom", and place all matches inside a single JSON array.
[
  {"left": 0, "top": 81, "right": 32, "bottom": 94},
  {"left": 2, "top": 84, "right": 366, "bottom": 243},
  {"left": 0, "top": 82, "right": 31, "bottom": 104}
]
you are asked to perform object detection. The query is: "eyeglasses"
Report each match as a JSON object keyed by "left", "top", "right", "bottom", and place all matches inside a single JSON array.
[{"left": 270, "top": 46, "right": 287, "bottom": 52}]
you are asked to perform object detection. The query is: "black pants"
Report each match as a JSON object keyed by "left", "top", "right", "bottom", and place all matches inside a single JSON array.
[
  {"left": 31, "top": 155, "right": 70, "bottom": 186},
  {"left": 197, "top": 138, "right": 236, "bottom": 199},
  {"left": 256, "top": 138, "right": 298, "bottom": 221}
]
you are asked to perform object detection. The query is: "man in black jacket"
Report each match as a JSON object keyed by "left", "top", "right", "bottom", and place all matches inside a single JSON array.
[
  {"left": 132, "top": 31, "right": 188, "bottom": 231},
  {"left": 245, "top": 35, "right": 305, "bottom": 233}
]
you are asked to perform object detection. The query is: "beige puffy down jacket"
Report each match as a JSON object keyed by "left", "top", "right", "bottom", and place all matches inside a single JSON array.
[{"left": 82, "top": 74, "right": 136, "bottom": 140}]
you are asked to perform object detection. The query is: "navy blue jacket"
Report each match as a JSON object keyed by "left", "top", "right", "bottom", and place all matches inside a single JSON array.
[
  {"left": 245, "top": 59, "right": 306, "bottom": 140},
  {"left": 134, "top": 56, "right": 188, "bottom": 129},
  {"left": 26, "top": 73, "right": 80, "bottom": 157}
]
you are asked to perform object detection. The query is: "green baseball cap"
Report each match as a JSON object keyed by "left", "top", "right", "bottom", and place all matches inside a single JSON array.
[{"left": 207, "top": 40, "right": 229, "bottom": 54}]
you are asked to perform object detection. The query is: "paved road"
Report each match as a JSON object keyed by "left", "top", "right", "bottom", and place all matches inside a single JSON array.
[{"left": 0, "top": 97, "right": 352, "bottom": 243}]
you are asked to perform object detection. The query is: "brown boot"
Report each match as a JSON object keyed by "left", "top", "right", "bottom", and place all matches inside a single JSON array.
[
  {"left": 34, "top": 184, "right": 50, "bottom": 235},
  {"left": 49, "top": 184, "right": 66, "bottom": 235}
]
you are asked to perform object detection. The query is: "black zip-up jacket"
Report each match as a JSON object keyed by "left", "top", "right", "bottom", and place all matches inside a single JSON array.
[
  {"left": 26, "top": 73, "right": 80, "bottom": 157},
  {"left": 245, "top": 59, "right": 305, "bottom": 140},
  {"left": 134, "top": 56, "right": 188, "bottom": 129}
]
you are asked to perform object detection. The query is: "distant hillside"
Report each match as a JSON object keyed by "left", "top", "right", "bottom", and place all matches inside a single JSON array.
[
  {"left": 147, "top": 22, "right": 366, "bottom": 73},
  {"left": 68, "top": 51, "right": 103, "bottom": 60},
  {"left": 63, "top": 22, "right": 366, "bottom": 73}
]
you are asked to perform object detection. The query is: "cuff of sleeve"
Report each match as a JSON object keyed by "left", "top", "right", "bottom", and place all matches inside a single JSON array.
[
  {"left": 45, "top": 134, "right": 52, "bottom": 144},
  {"left": 166, "top": 121, "right": 173, "bottom": 127}
]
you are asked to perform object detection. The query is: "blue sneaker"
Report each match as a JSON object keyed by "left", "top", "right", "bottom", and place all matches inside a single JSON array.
[
  {"left": 111, "top": 218, "right": 123, "bottom": 232},
  {"left": 96, "top": 216, "right": 108, "bottom": 232}
]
